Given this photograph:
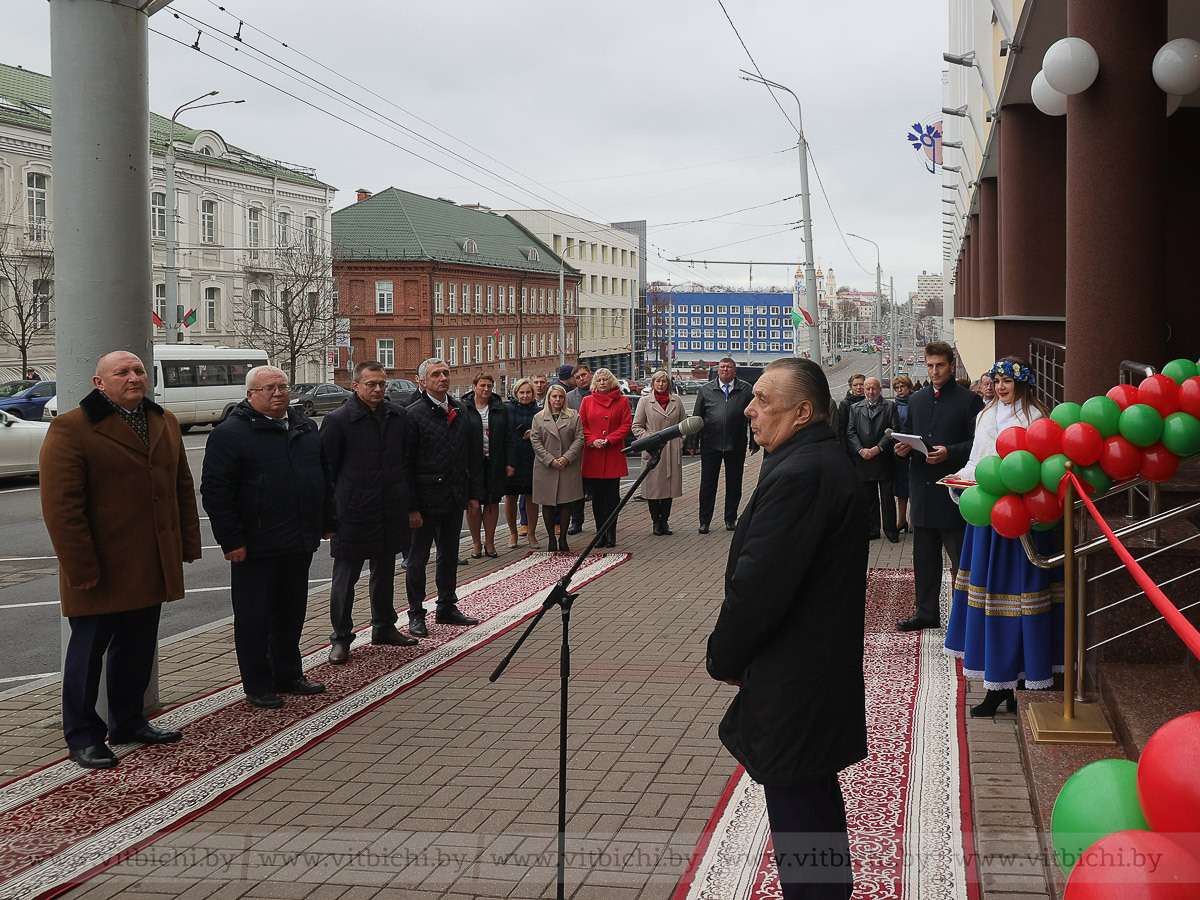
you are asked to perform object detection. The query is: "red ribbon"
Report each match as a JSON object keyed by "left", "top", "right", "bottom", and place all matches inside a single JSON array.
[
  {"left": 1065, "top": 472, "right": 1200, "bottom": 661},
  {"left": 446, "top": 408, "right": 457, "bottom": 428}
]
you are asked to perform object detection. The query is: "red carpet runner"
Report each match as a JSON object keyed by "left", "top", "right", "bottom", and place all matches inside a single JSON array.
[
  {"left": 0, "top": 551, "right": 630, "bottom": 900},
  {"left": 675, "top": 569, "right": 980, "bottom": 900}
]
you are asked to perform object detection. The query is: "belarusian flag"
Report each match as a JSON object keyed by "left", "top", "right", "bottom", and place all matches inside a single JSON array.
[
  {"left": 152, "top": 310, "right": 163, "bottom": 327},
  {"left": 182, "top": 309, "right": 197, "bottom": 327},
  {"left": 791, "top": 308, "right": 813, "bottom": 328},
  {"left": 491, "top": 327, "right": 500, "bottom": 343}
]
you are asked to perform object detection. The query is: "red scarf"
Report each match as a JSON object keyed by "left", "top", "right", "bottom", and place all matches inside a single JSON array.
[{"left": 655, "top": 391, "right": 671, "bottom": 409}]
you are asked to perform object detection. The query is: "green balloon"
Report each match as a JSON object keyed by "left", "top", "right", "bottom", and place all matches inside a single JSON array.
[
  {"left": 1076, "top": 463, "right": 1112, "bottom": 496},
  {"left": 1041, "top": 453, "right": 1069, "bottom": 494},
  {"left": 1032, "top": 520, "right": 1058, "bottom": 531},
  {"left": 1119, "top": 403, "right": 1164, "bottom": 447},
  {"left": 1051, "top": 759, "right": 1149, "bottom": 876},
  {"left": 1050, "top": 402, "right": 1082, "bottom": 429},
  {"left": 959, "top": 486, "right": 1000, "bottom": 527},
  {"left": 1162, "top": 358, "right": 1198, "bottom": 386},
  {"left": 1080, "top": 396, "right": 1122, "bottom": 438},
  {"left": 974, "top": 455, "right": 1007, "bottom": 496},
  {"left": 1000, "top": 450, "right": 1041, "bottom": 493},
  {"left": 1161, "top": 411, "right": 1200, "bottom": 458}
]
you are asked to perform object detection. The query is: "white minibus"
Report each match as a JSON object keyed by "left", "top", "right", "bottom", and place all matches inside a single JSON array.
[{"left": 154, "top": 345, "right": 270, "bottom": 431}]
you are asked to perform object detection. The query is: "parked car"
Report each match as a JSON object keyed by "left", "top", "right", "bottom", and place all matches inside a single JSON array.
[
  {"left": 386, "top": 378, "right": 418, "bottom": 406},
  {"left": 617, "top": 379, "right": 641, "bottom": 394},
  {"left": 675, "top": 380, "right": 704, "bottom": 395},
  {"left": 0, "top": 380, "right": 55, "bottom": 419},
  {"left": 0, "top": 409, "right": 49, "bottom": 477},
  {"left": 289, "top": 383, "right": 351, "bottom": 416}
]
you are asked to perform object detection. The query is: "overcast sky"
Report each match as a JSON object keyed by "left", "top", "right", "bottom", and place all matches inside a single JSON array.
[{"left": 10, "top": 0, "right": 949, "bottom": 297}]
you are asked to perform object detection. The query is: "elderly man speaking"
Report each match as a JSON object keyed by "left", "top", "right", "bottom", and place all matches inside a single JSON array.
[{"left": 707, "top": 357, "right": 868, "bottom": 899}]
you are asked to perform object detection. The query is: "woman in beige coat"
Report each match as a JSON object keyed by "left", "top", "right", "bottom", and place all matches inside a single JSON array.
[
  {"left": 632, "top": 369, "right": 686, "bottom": 536},
  {"left": 529, "top": 384, "right": 585, "bottom": 552}
]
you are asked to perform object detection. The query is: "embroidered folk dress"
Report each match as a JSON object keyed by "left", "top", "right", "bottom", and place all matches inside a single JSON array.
[{"left": 943, "top": 400, "right": 1065, "bottom": 689}]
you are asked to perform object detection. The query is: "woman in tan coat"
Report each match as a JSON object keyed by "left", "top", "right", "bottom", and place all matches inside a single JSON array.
[
  {"left": 632, "top": 369, "right": 686, "bottom": 536},
  {"left": 529, "top": 384, "right": 584, "bottom": 552}
]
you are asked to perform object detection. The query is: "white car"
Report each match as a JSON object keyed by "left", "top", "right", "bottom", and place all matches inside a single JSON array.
[{"left": 0, "top": 409, "right": 49, "bottom": 477}]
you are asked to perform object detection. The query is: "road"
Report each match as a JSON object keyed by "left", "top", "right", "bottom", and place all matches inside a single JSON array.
[{"left": 0, "top": 402, "right": 704, "bottom": 687}]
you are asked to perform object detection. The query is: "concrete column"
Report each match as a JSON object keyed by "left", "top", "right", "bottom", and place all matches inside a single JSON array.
[
  {"left": 1065, "top": 0, "right": 1167, "bottom": 400},
  {"left": 977, "top": 179, "right": 999, "bottom": 319},
  {"left": 960, "top": 237, "right": 972, "bottom": 319},
  {"left": 969, "top": 218, "right": 981, "bottom": 318},
  {"left": 49, "top": 0, "right": 154, "bottom": 406}
]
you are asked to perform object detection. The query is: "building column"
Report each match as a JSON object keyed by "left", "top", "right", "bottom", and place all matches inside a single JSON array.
[
  {"left": 977, "top": 179, "right": 999, "bottom": 319},
  {"left": 969, "top": 218, "right": 981, "bottom": 318},
  {"left": 1065, "top": 0, "right": 1167, "bottom": 400}
]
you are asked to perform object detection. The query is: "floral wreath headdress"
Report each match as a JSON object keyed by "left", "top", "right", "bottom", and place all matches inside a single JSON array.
[{"left": 988, "top": 360, "right": 1035, "bottom": 386}]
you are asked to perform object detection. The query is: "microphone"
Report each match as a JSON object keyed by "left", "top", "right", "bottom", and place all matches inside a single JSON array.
[{"left": 624, "top": 416, "right": 704, "bottom": 455}]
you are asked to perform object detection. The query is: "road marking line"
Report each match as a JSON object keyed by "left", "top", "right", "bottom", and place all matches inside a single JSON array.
[
  {"left": 0, "top": 600, "right": 58, "bottom": 609},
  {"left": 0, "top": 672, "right": 57, "bottom": 684}
]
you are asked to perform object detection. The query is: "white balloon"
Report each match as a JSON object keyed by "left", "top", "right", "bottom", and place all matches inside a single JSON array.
[
  {"left": 1043, "top": 37, "right": 1100, "bottom": 95},
  {"left": 1167, "top": 93, "right": 1184, "bottom": 116},
  {"left": 1032, "top": 70, "right": 1068, "bottom": 116},
  {"left": 1153, "top": 38, "right": 1200, "bottom": 97}
]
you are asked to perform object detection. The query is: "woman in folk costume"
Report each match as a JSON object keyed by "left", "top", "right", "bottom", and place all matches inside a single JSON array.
[{"left": 944, "top": 357, "right": 1064, "bottom": 718}]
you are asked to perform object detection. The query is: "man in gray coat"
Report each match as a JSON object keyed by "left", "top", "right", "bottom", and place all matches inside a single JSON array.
[{"left": 846, "top": 376, "right": 900, "bottom": 542}]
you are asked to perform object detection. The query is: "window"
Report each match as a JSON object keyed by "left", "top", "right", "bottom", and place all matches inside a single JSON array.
[
  {"left": 704, "top": 341, "right": 715, "bottom": 351},
  {"left": 151, "top": 192, "right": 166, "bottom": 239},
  {"left": 377, "top": 339, "right": 395, "bottom": 368},
  {"left": 474, "top": 284, "right": 482, "bottom": 314},
  {"left": 770, "top": 330, "right": 780, "bottom": 339},
  {"left": 691, "top": 317, "right": 701, "bottom": 325},
  {"left": 784, "top": 342, "right": 794, "bottom": 351},
  {"left": 539, "top": 288, "right": 546, "bottom": 313},
  {"left": 757, "top": 306, "right": 768, "bottom": 314},
  {"left": 602, "top": 246, "right": 609, "bottom": 264},
  {"left": 522, "top": 334, "right": 528, "bottom": 358},
  {"left": 448, "top": 339, "right": 458, "bottom": 366},
  {"left": 448, "top": 282, "right": 457, "bottom": 313},
  {"left": 717, "top": 306, "right": 727, "bottom": 314},
  {"left": 508, "top": 334, "right": 514, "bottom": 358},
  {"left": 376, "top": 280, "right": 394, "bottom": 313},
  {"left": 769, "top": 342, "right": 781, "bottom": 352},
  {"left": 26, "top": 173, "right": 47, "bottom": 240},
  {"left": 703, "top": 329, "right": 715, "bottom": 338},
  {"left": 508, "top": 286, "right": 515, "bottom": 313},
  {"left": 204, "top": 286, "right": 219, "bottom": 330},
  {"left": 678, "top": 341, "right": 689, "bottom": 350},
  {"left": 538, "top": 334, "right": 545, "bottom": 356},
  {"left": 703, "top": 305, "right": 715, "bottom": 314},
  {"left": 717, "top": 318, "right": 727, "bottom": 326},
  {"left": 276, "top": 211, "right": 290, "bottom": 247},
  {"left": 621, "top": 249, "right": 628, "bottom": 266},
  {"left": 770, "top": 306, "right": 781, "bottom": 315},
  {"left": 434, "top": 282, "right": 444, "bottom": 314},
  {"left": 718, "top": 330, "right": 728, "bottom": 338},
  {"left": 731, "top": 341, "right": 742, "bottom": 351},
  {"left": 475, "top": 336, "right": 483, "bottom": 362},
  {"left": 703, "top": 317, "right": 714, "bottom": 326},
  {"left": 529, "top": 247, "right": 540, "bottom": 262},
  {"left": 757, "top": 329, "right": 767, "bottom": 338},
  {"left": 758, "top": 318, "right": 768, "bottom": 326},
  {"left": 464, "top": 238, "right": 479, "bottom": 254},
  {"left": 250, "top": 289, "right": 264, "bottom": 324},
  {"left": 201, "top": 200, "right": 216, "bottom": 244},
  {"left": 462, "top": 336, "right": 470, "bottom": 365},
  {"left": 305, "top": 216, "right": 317, "bottom": 252},
  {"left": 521, "top": 287, "right": 528, "bottom": 313},
  {"left": 756, "top": 341, "right": 768, "bottom": 351},
  {"left": 247, "top": 208, "right": 260, "bottom": 259},
  {"left": 153, "top": 283, "right": 167, "bottom": 326},
  {"left": 601, "top": 276, "right": 608, "bottom": 295},
  {"left": 487, "top": 335, "right": 495, "bottom": 362},
  {"left": 487, "top": 285, "right": 494, "bottom": 314},
  {"left": 434, "top": 337, "right": 444, "bottom": 359}
]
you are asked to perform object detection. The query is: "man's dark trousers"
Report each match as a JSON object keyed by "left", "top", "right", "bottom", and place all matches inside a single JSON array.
[
  {"left": 406, "top": 509, "right": 463, "bottom": 611},
  {"left": 698, "top": 447, "right": 745, "bottom": 526},
  {"left": 862, "top": 478, "right": 897, "bottom": 538},
  {"left": 329, "top": 554, "right": 398, "bottom": 645},
  {"left": 912, "top": 525, "right": 965, "bottom": 624},
  {"left": 62, "top": 605, "right": 161, "bottom": 750},
  {"left": 763, "top": 774, "right": 854, "bottom": 899},
  {"left": 230, "top": 552, "right": 311, "bottom": 695}
]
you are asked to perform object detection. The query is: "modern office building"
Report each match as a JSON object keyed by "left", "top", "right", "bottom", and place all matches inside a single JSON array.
[{"left": 663, "top": 292, "right": 797, "bottom": 365}]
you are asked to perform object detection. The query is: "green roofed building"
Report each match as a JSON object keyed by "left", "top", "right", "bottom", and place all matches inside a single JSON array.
[{"left": 331, "top": 187, "right": 581, "bottom": 396}]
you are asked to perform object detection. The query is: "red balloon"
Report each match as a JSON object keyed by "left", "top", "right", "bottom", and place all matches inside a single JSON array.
[
  {"left": 1063, "top": 830, "right": 1200, "bottom": 899},
  {"left": 990, "top": 493, "right": 1032, "bottom": 538},
  {"left": 1026, "top": 418, "right": 1065, "bottom": 461},
  {"left": 1139, "top": 374, "right": 1182, "bottom": 418},
  {"left": 1098, "top": 435, "right": 1141, "bottom": 481},
  {"left": 1137, "top": 712, "right": 1200, "bottom": 862},
  {"left": 1180, "top": 377, "right": 1200, "bottom": 419},
  {"left": 996, "top": 426, "right": 1028, "bottom": 458},
  {"left": 1062, "top": 422, "right": 1103, "bottom": 466},
  {"left": 1107, "top": 383, "right": 1141, "bottom": 411},
  {"left": 1140, "top": 443, "right": 1180, "bottom": 483},
  {"left": 1023, "top": 484, "right": 1063, "bottom": 524}
]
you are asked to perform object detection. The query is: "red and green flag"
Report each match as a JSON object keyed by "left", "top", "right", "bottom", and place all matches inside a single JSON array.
[
  {"left": 182, "top": 308, "right": 197, "bottom": 327},
  {"left": 791, "top": 308, "right": 813, "bottom": 328},
  {"left": 491, "top": 327, "right": 500, "bottom": 343},
  {"left": 152, "top": 310, "right": 163, "bottom": 327}
]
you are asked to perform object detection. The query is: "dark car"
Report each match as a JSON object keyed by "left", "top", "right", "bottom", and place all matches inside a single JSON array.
[
  {"left": 0, "top": 380, "right": 56, "bottom": 419},
  {"left": 675, "top": 380, "right": 704, "bottom": 395},
  {"left": 385, "top": 378, "right": 417, "bottom": 406},
  {"left": 289, "top": 382, "right": 351, "bottom": 417}
]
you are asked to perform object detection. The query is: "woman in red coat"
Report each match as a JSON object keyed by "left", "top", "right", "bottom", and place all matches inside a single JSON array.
[{"left": 579, "top": 368, "right": 632, "bottom": 547}]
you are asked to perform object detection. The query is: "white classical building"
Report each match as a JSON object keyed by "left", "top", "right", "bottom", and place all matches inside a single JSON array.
[
  {"left": 490, "top": 209, "right": 641, "bottom": 378},
  {"left": 0, "top": 62, "right": 335, "bottom": 380}
]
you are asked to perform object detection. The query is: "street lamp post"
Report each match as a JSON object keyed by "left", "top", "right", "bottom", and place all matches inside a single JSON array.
[
  {"left": 847, "top": 233, "right": 882, "bottom": 384},
  {"left": 165, "top": 91, "right": 244, "bottom": 342},
  {"left": 740, "top": 71, "right": 820, "bottom": 365}
]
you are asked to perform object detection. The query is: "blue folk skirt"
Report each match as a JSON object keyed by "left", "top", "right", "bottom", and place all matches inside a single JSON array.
[{"left": 944, "top": 524, "right": 1065, "bottom": 690}]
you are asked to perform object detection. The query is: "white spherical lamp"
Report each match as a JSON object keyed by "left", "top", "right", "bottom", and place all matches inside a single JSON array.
[
  {"left": 1043, "top": 37, "right": 1100, "bottom": 95},
  {"left": 1032, "top": 70, "right": 1068, "bottom": 116},
  {"left": 1153, "top": 38, "right": 1200, "bottom": 97},
  {"left": 1167, "top": 93, "right": 1184, "bottom": 116}
]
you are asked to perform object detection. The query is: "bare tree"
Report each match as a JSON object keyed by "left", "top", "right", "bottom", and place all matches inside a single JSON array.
[
  {"left": 232, "top": 240, "right": 336, "bottom": 383},
  {"left": 0, "top": 202, "right": 54, "bottom": 373}
]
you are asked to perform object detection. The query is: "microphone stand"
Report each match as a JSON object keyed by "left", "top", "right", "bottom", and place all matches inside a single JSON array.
[{"left": 490, "top": 445, "right": 664, "bottom": 900}]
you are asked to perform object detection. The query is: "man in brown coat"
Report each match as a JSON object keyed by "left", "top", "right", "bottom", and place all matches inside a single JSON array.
[{"left": 41, "top": 351, "right": 202, "bottom": 769}]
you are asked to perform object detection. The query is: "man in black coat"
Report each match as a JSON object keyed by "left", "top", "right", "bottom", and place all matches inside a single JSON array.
[
  {"left": 692, "top": 357, "right": 759, "bottom": 533},
  {"left": 320, "top": 361, "right": 415, "bottom": 664},
  {"left": 836, "top": 373, "right": 866, "bottom": 456},
  {"left": 846, "top": 376, "right": 901, "bottom": 542},
  {"left": 202, "top": 366, "right": 337, "bottom": 709},
  {"left": 404, "top": 358, "right": 483, "bottom": 637},
  {"left": 894, "top": 341, "right": 984, "bottom": 631},
  {"left": 708, "top": 358, "right": 868, "bottom": 899}
]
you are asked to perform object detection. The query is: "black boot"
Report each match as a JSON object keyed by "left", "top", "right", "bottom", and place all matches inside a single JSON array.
[
  {"left": 661, "top": 500, "right": 673, "bottom": 534},
  {"left": 970, "top": 689, "right": 1017, "bottom": 718}
]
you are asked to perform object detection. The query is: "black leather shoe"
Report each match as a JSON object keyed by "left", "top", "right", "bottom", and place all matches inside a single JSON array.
[
  {"left": 435, "top": 605, "right": 479, "bottom": 626},
  {"left": 372, "top": 629, "right": 418, "bottom": 647},
  {"left": 246, "top": 692, "right": 285, "bottom": 709},
  {"left": 458, "top": 557, "right": 469, "bottom": 566},
  {"left": 885, "top": 531, "right": 900, "bottom": 543},
  {"left": 662, "top": 521, "right": 673, "bottom": 535},
  {"left": 725, "top": 520, "right": 736, "bottom": 531},
  {"left": 69, "top": 744, "right": 118, "bottom": 769},
  {"left": 558, "top": 540, "right": 570, "bottom": 552},
  {"left": 698, "top": 523, "right": 710, "bottom": 534},
  {"left": 652, "top": 520, "right": 664, "bottom": 536},
  {"left": 408, "top": 612, "right": 428, "bottom": 638},
  {"left": 970, "top": 689, "right": 1017, "bottom": 718},
  {"left": 109, "top": 723, "right": 183, "bottom": 745},
  {"left": 277, "top": 677, "right": 325, "bottom": 695},
  {"left": 869, "top": 533, "right": 882, "bottom": 540},
  {"left": 567, "top": 523, "right": 582, "bottom": 535},
  {"left": 896, "top": 615, "right": 940, "bottom": 632},
  {"left": 328, "top": 643, "right": 350, "bottom": 664}
]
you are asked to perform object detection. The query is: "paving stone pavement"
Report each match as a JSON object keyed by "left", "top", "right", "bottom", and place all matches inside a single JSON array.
[{"left": 1, "top": 453, "right": 1052, "bottom": 899}]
